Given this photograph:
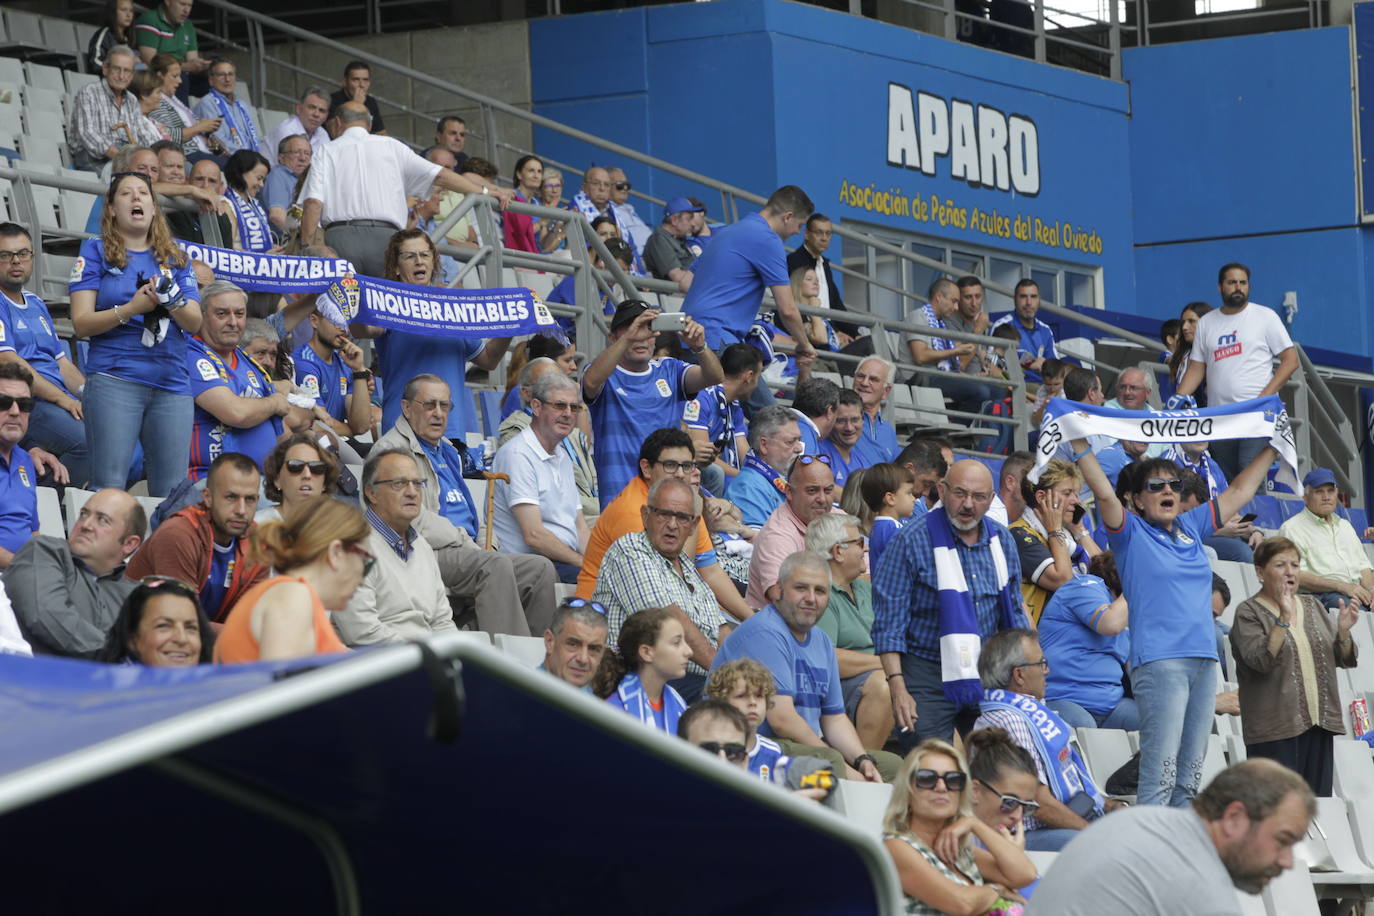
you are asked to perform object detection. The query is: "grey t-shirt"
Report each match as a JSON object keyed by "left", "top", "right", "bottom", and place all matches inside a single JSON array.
[
  {"left": 946, "top": 312, "right": 986, "bottom": 375},
  {"left": 1026, "top": 806, "right": 1242, "bottom": 916},
  {"left": 643, "top": 225, "right": 694, "bottom": 280}
]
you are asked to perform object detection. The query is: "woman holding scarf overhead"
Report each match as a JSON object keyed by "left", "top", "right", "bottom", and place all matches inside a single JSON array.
[{"left": 1070, "top": 438, "right": 1277, "bottom": 807}]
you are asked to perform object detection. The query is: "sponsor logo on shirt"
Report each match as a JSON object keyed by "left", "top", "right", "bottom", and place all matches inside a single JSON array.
[
  {"left": 338, "top": 375, "right": 348, "bottom": 396},
  {"left": 1213, "top": 331, "right": 1241, "bottom": 361},
  {"left": 445, "top": 488, "right": 464, "bottom": 505},
  {"left": 683, "top": 400, "right": 700, "bottom": 422},
  {"left": 70, "top": 258, "right": 84, "bottom": 282},
  {"left": 196, "top": 358, "right": 221, "bottom": 382},
  {"left": 655, "top": 378, "right": 672, "bottom": 398},
  {"left": 301, "top": 374, "right": 320, "bottom": 397}
]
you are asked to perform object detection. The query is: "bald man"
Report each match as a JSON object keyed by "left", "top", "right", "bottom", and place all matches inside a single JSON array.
[{"left": 871, "top": 459, "right": 1029, "bottom": 749}]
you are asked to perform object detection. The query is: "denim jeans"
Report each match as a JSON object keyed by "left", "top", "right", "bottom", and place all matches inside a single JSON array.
[
  {"left": 1205, "top": 533, "right": 1254, "bottom": 563},
  {"left": 83, "top": 373, "right": 193, "bottom": 497},
  {"left": 897, "top": 653, "right": 982, "bottom": 753},
  {"left": 699, "top": 462, "right": 727, "bottom": 498},
  {"left": 1133, "top": 656, "right": 1217, "bottom": 807},
  {"left": 1048, "top": 697, "right": 1140, "bottom": 732},
  {"left": 24, "top": 399, "right": 91, "bottom": 489},
  {"left": 1024, "top": 828, "right": 1081, "bottom": 852}
]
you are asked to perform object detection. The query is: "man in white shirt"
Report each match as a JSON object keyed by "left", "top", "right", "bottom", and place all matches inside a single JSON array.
[
  {"left": 1174, "top": 262, "right": 1298, "bottom": 479},
  {"left": 491, "top": 372, "right": 590, "bottom": 584},
  {"left": 298, "top": 102, "right": 512, "bottom": 276},
  {"left": 265, "top": 87, "right": 331, "bottom": 154}
]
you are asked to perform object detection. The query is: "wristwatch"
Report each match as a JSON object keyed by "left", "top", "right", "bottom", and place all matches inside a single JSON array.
[
  {"left": 852, "top": 753, "right": 877, "bottom": 771},
  {"left": 351, "top": 370, "right": 372, "bottom": 381}
]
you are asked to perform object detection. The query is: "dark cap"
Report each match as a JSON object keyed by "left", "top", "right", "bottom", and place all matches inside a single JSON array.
[{"left": 610, "top": 299, "right": 653, "bottom": 333}]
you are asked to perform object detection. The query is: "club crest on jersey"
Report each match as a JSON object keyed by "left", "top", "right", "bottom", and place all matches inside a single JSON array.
[
  {"left": 655, "top": 378, "right": 672, "bottom": 398},
  {"left": 16, "top": 465, "right": 28, "bottom": 487}
]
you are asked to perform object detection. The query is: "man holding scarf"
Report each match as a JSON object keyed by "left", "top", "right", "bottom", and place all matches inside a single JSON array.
[
  {"left": 193, "top": 59, "right": 265, "bottom": 157},
  {"left": 874, "top": 459, "right": 1028, "bottom": 751},
  {"left": 972, "top": 628, "right": 1103, "bottom": 851}
]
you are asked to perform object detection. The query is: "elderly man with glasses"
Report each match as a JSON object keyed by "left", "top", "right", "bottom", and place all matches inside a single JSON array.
[
  {"left": 192, "top": 57, "right": 266, "bottom": 157},
  {"left": 68, "top": 45, "right": 161, "bottom": 171}
]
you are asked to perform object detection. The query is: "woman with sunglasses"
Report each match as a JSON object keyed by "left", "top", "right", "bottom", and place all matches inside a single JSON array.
[
  {"left": 70, "top": 171, "right": 202, "bottom": 497},
  {"left": 215, "top": 499, "right": 369, "bottom": 663},
  {"left": 257, "top": 433, "right": 340, "bottom": 524},
  {"left": 1072, "top": 442, "right": 1278, "bottom": 808},
  {"left": 882, "top": 738, "right": 1036, "bottom": 915},
  {"left": 593, "top": 607, "right": 693, "bottom": 734},
  {"left": 97, "top": 577, "right": 214, "bottom": 667}
]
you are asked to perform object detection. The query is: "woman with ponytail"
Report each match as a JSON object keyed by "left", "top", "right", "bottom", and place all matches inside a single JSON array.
[
  {"left": 214, "top": 499, "right": 371, "bottom": 663},
  {"left": 593, "top": 607, "right": 693, "bottom": 735}
]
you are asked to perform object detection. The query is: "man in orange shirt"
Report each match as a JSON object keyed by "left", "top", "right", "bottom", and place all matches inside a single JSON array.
[{"left": 576, "top": 427, "right": 752, "bottom": 624}]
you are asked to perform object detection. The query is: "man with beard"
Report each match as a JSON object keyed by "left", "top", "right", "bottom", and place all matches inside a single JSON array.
[
  {"left": 1026, "top": 759, "right": 1312, "bottom": 915},
  {"left": 292, "top": 296, "right": 372, "bottom": 440}
]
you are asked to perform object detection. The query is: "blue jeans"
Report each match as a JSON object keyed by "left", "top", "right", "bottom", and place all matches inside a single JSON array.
[
  {"left": 1133, "top": 656, "right": 1216, "bottom": 807},
  {"left": 83, "top": 373, "right": 193, "bottom": 497},
  {"left": 24, "top": 399, "right": 91, "bottom": 489},
  {"left": 699, "top": 462, "right": 727, "bottom": 498},
  {"left": 551, "top": 560, "right": 581, "bottom": 585},
  {"left": 1024, "top": 828, "right": 1081, "bottom": 852},
  {"left": 1206, "top": 533, "right": 1254, "bottom": 563},
  {"left": 1048, "top": 697, "right": 1140, "bottom": 731}
]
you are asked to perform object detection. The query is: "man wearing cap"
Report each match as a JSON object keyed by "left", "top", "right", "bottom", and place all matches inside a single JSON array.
[
  {"left": 644, "top": 197, "right": 703, "bottom": 293},
  {"left": 1279, "top": 468, "right": 1374, "bottom": 610},
  {"left": 583, "top": 301, "right": 723, "bottom": 509},
  {"left": 292, "top": 295, "right": 372, "bottom": 441}
]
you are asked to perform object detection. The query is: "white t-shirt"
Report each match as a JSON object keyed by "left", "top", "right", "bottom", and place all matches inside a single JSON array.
[
  {"left": 1189, "top": 303, "right": 1293, "bottom": 404},
  {"left": 490, "top": 424, "right": 581, "bottom": 555}
]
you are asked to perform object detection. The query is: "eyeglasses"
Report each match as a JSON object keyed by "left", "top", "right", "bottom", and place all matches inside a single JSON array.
[
  {"left": 976, "top": 778, "right": 1041, "bottom": 815},
  {"left": 796, "top": 454, "right": 833, "bottom": 467},
  {"left": 345, "top": 543, "right": 376, "bottom": 576},
  {"left": 614, "top": 181, "right": 631, "bottom": 191},
  {"left": 1143, "top": 477, "right": 1183, "bottom": 493},
  {"left": 834, "top": 537, "right": 865, "bottom": 551},
  {"left": 912, "top": 769, "right": 967, "bottom": 792},
  {"left": 284, "top": 459, "right": 328, "bottom": 476},
  {"left": 1012, "top": 658, "right": 1049, "bottom": 672},
  {"left": 699, "top": 741, "right": 747, "bottom": 763},
  {"left": 534, "top": 398, "right": 584, "bottom": 414},
  {"left": 0, "top": 394, "right": 35, "bottom": 413},
  {"left": 211, "top": 70, "right": 235, "bottom": 79},
  {"left": 646, "top": 505, "right": 698, "bottom": 525},
  {"left": 561, "top": 597, "right": 607, "bottom": 615},
  {"left": 0, "top": 249, "right": 33, "bottom": 264},
  {"left": 408, "top": 399, "right": 452, "bottom": 412},
  {"left": 372, "top": 477, "right": 427, "bottom": 492},
  {"left": 654, "top": 459, "right": 694, "bottom": 475}
]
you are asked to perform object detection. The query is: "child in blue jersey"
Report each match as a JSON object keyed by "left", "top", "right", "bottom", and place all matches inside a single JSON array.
[
  {"left": 862, "top": 462, "right": 918, "bottom": 571},
  {"left": 593, "top": 607, "right": 693, "bottom": 735},
  {"left": 69, "top": 172, "right": 202, "bottom": 496},
  {"left": 707, "top": 658, "right": 790, "bottom": 783}
]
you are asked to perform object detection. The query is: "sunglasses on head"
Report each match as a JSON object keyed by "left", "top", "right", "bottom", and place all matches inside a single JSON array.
[
  {"left": 912, "top": 769, "right": 967, "bottom": 791},
  {"left": 561, "top": 597, "right": 608, "bottom": 616},
  {"left": 284, "top": 459, "right": 328, "bottom": 475},
  {"left": 796, "top": 454, "right": 832, "bottom": 467},
  {"left": 976, "top": 778, "right": 1041, "bottom": 815},
  {"left": 0, "top": 394, "right": 34, "bottom": 413},
  {"left": 699, "top": 741, "right": 747, "bottom": 763},
  {"left": 1143, "top": 477, "right": 1183, "bottom": 493}
]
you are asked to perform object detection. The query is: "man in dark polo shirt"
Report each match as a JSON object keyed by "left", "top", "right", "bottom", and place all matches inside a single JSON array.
[{"left": 328, "top": 61, "right": 387, "bottom": 136}]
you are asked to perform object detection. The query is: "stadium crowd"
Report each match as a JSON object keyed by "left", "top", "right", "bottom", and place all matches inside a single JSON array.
[{"left": 0, "top": 9, "right": 1363, "bottom": 909}]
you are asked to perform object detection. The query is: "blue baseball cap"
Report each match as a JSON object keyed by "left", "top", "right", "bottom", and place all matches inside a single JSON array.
[
  {"left": 1303, "top": 467, "right": 1337, "bottom": 489},
  {"left": 664, "top": 197, "right": 705, "bottom": 218}
]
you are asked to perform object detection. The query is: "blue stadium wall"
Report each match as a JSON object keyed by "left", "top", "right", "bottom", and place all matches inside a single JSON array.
[{"left": 530, "top": 0, "right": 1372, "bottom": 363}]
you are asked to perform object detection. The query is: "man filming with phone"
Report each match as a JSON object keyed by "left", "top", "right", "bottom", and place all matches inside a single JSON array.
[{"left": 583, "top": 300, "right": 723, "bottom": 509}]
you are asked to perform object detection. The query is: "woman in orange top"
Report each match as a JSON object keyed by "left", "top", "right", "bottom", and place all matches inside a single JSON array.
[{"left": 214, "top": 499, "right": 373, "bottom": 663}]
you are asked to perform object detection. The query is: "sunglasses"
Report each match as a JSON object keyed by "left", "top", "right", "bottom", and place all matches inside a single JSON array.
[
  {"left": 345, "top": 543, "right": 376, "bottom": 577},
  {"left": 1143, "top": 476, "right": 1183, "bottom": 493},
  {"left": 614, "top": 181, "right": 631, "bottom": 191},
  {"left": 976, "top": 778, "right": 1041, "bottom": 815},
  {"left": 699, "top": 741, "right": 747, "bottom": 763},
  {"left": 561, "top": 597, "right": 607, "bottom": 615},
  {"left": 284, "top": 459, "right": 328, "bottom": 475},
  {"left": 912, "top": 769, "right": 967, "bottom": 792},
  {"left": 796, "top": 454, "right": 833, "bottom": 467},
  {"left": 0, "top": 394, "right": 35, "bottom": 413}
]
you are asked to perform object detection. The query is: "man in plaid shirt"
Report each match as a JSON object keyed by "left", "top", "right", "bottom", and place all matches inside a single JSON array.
[{"left": 68, "top": 46, "right": 161, "bottom": 172}]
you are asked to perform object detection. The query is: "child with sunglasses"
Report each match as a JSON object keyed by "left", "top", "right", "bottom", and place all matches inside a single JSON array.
[{"left": 881, "top": 738, "right": 1036, "bottom": 916}]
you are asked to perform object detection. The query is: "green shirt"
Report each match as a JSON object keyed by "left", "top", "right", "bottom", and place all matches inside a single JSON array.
[
  {"left": 133, "top": 6, "right": 198, "bottom": 60},
  {"left": 817, "top": 578, "right": 875, "bottom": 654}
]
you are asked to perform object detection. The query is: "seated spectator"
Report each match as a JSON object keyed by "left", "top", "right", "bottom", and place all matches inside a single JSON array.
[
  {"left": 972, "top": 629, "right": 1103, "bottom": 851},
  {"left": 0, "top": 363, "right": 63, "bottom": 561},
  {"left": 644, "top": 198, "right": 703, "bottom": 292},
  {"left": 85, "top": 143, "right": 230, "bottom": 239},
  {"left": 1231, "top": 536, "right": 1358, "bottom": 796},
  {"left": 1175, "top": 468, "right": 1261, "bottom": 563},
  {"left": 146, "top": 54, "right": 222, "bottom": 158},
  {"left": 819, "top": 390, "right": 881, "bottom": 490},
  {"left": 861, "top": 462, "right": 917, "bottom": 571},
  {"left": 132, "top": 71, "right": 180, "bottom": 148},
  {"left": 540, "top": 598, "right": 609, "bottom": 691},
  {"left": 1279, "top": 467, "right": 1374, "bottom": 609},
  {"left": 592, "top": 477, "right": 732, "bottom": 702},
  {"left": 544, "top": 238, "right": 634, "bottom": 334},
  {"left": 222, "top": 149, "right": 274, "bottom": 253},
  {"left": 500, "top": 332, "right": 577, "bottom": 421},
  {"left": 242, "top": 318, "right": 289, "bottom": 381},
  {"left": 988, "top": 450, "right": 1033, "bottom": 528},
  {"left": 791, "top": 266, "right": 861, "bottom": 359},
  {"left": 725, "top": 405, "right": 803, "bottom": 528},
  {"left": 965, "top": 728, "right": 1045, "bottom": 885},
  {"left": 376, "top": 374, "right": 557, "bottom": 638},
  {"left": 491, "top": 373, "right": 591, "bottom": 583},
  {"left": 498, "top": 356, "right": 597, "bottom": 516},
  {"left": 68, "top": 45, "right": 161, "bottom": 172},
  {"left": 706, "top": 657, "right": 788, "bottom": 780},
  {"left": 851, "top": 357, "right": 900, "bottom": 461},
  {"left": 333, "top": 448, "right": 457, "bottom": 646},
  {"left": 608, "top": 166, "right": 652, "bottom": 255},
  {"left": 126, "top": 453, "right": 269, "bottom": 623},
  {"left": 9, "top": 488, "right": 144, "bottom": 657},
  {"left": 266, "top": 87, "right": 331, "bottom": 155},
  {"left": 881, "top": 738, "right": 1037, "bottom": 913},
  {"left": 806, "top": 513, "right": 893, "bottom": 750},
  {"left": 256, "top": 433, "right": 338, "bottom": 523},
  {"left": 193, "top": 58, "right": 266, "bottom": 157},
  {"left": 905, "top": 278, "right": 994, "bottom": 415},
  {"left": 583, "top": 300, "right": 721, "bottom": 508},
  {"left": 684, "top": 342, "right": 762, "bottom": 497},
  {"left": 747, "top": 454, "right": 840, "bottom": 609},
  {"left": 292, "top": 300, "right": 372, "bottom": 441},
  {"left": 1026, "top": 760, "right": 1313, "bottom": 914},
  {"left": 166, "top": 157, "right": 237, "bottom": 247},
  {"left": 215, "top": 498, "right": 366, "bottom": 663},
  {"left": 989, "top": 279, "right": 1058, "bottom": 384},
  {"left": 1010, "top": 459, "right": 1099, "bottom": 625},
  {"left": 593, "top": 606, "right": 691, "bottom": 733},
  {"left": 1038, "top": 551, "right": 1135, "bottom": 730},
  {"left": 678, "top": 699, "right": 751, "bottom": 770},
  {"left": 265, "top": 134, "right": 312, "bottom": 233},
  {"left": 152, "top": 140, "right": 187, "bottom": 184},
  {"left": 713, "top": 551, "right": 900, "bottom": 781},
  {"left": 790, "top": 377, "right": 840, "bottom": 456},
  {"left": 96, "top": 575, "right": 212, "bottom": 667},
  {"left": 683, "top": 196, "right": 713, "bottom": 257},
  {"left": 504, "top": 155, "right": 545, "bottom": 255}
]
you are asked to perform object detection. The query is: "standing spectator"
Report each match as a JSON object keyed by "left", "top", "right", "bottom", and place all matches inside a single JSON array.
[
  {"left": 328, "top": 61, "right": 387, "bottom": 135},
  {"left": 264, "top": 135, "right": 312, "bottom": 233},
  {"left": 786, "top": 213, "right": 855, "bottom": 334},
  {"left": 607, "top": 167, "right": 652, "bottom": 255},
  {"left": 125, "top": 452, "right": 269, "bottom": 623},
  {"left": 222, "top": 150, "right": 274, "bottom": 253},
  {"left": 989, "top": 279, "right": 1058, "bottom": 384},
  {"left": 433, "top": 115, "right": 466, "bottom": 167},
  {"left": 682, "top": 185, "right": 818, "bottom": 387},
  {"left": 874, "top": 460, "right": 1027, "bottom": 749},
  {"left": 265, "top": 88, "right": 331, "bottom": 155},
  {"left": 256, "top": 432, "right": 338, "bottom": 523},
  {"left": 67, "top": 46, "right": 161, "bottom": 172},
  {"left": 594, "top": 606, "right": 692, "bottom": 735},
  {"left": 1279, "top": 467, "right": 1374, "bottom": 609},
  {"left": 862, "top": 462, "right": 917, "bottom": 569},
  {"left": 644, "top": 197, "right": 703, "bottom": 292},
  {"left": 292, "top": 301, "right": 371, "bottom": 441},
  {"left": 1167, "top": 301, "right": 1212, "bottom": 405},
  {"left": 89, "top": 0, "right": 135, "bottom": 74},
  {"left": 684, "top": 342, "right": 763, "bottom": 495},
  {"left": 851, "top": 357, "right": 900, "bottom": 461},
  {"left": 582, "top": 300, "right": 721, "bottom": 508},
  {"left": 70, "top": 171, "right": 202, "bottom": 496},
  {"left": 1038, "top": 551, "right": 1135, "bottom": 730},
  {"left": 133, "top": 0, "right": 210, "bottom": 101},
  {"left": 0, "top": 224, "right": 91, "bottom": 487},
  {"left": 894, "top": 438, "right": 951, "bottom": 523},
  {"left": 820, "top": 390, "right": 881, "bottom": 489},
  {"left": 746, "top": 454, "right": 840, "bottom": 609},
  {"left": 725, "top": 405, "right": 803, "bottom": 528},
  {"left": 145, "top": 53, "right": 222, "bottom": 157},
  {"left": 1230, "top": 536, "right": 1358, "bottom": 796},
  {"left": 1173, "top": 264, "right": 1298, "bottom": 479},
  {"left": 504, "top": 155, "right": 545, "bottom": 255},
  {"left": 988, "top": 450, "right": 1033, "bottom": 528},
  {"left": 9, "top": 488, "right": 143, "bottom": 657},
  {"left": 1010, "top": 459, "right": 1100, "bottom": 625},
  {"left": 592, "top": 477, "right": 731, "bottom": 702},
  {"left": 1071, "top": 439, "right": 1278, "bottom": 806},
  {"left": 540, "top": 599, "right": 609, "bottom": 691},
  {"left": 193, "top": 59, "right": 266, "bottom": 157},
  {"left": 214, "top": 498, "right": 365, "bottom": 663},
  {"left": 96, "top": 576, "right": 212, "bottom": 667},
  {"left": 491, "top": 373, "right": 590, "bottom": 583}
]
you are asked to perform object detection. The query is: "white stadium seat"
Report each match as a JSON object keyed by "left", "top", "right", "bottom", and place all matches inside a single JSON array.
[{"left": 494, "top": 634, "right": 546, "bottom": 669}]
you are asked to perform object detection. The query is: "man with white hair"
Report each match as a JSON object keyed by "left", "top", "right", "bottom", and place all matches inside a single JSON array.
[
  {"left": 68, "top": 46, "right": 161, "bottom": 171},
  {"left": 850, "top": 356, "right": 899, "bottom": 461},
  {"left": 1103, "top": 367, "right": 1166, "bottom": 459}
]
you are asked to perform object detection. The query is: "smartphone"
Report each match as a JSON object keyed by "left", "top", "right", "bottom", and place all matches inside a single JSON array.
[
  {"left": 1072, "top": 505, "right": 1086, "bottom": 525},
  {"left": 1239, "top": 512, "right": 1258, "bottom": 524},
  {"left": 651, "top": 311, "right": 686, "bottom": 332}
]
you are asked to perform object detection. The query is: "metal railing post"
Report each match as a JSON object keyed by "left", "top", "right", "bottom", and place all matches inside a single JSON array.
[
  {"left": 482, "top": 104, "right": 501, "bottom": 165},
  {"left": 1034, "top": 0, "right": 1048, "bottom": 63},
  {"left": 1108, "top": 0, "right": 1122, "bottom": 80},
  {"left": 945, "top": 0, "right": 959, "bottom": 40}
]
